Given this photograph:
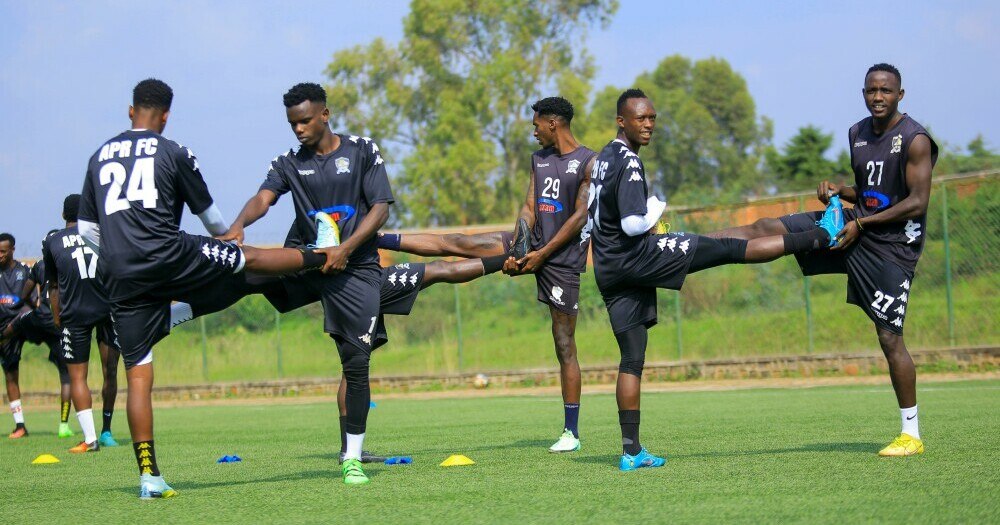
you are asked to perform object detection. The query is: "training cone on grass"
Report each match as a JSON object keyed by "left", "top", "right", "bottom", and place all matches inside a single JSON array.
[
  {"left": 440, "top": 454, "right": 475, "bottom": 467},
  {"left": 32, "top": 454, "right": 60, "bottom": 465}
]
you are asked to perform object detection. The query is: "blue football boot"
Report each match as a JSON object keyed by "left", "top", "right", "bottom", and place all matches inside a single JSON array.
[
  {"left": 619, "top": 447, "right": 666, "bottom": 471},
  {"left": 816, "top": 195, "right": 844, "bottom": 247}
]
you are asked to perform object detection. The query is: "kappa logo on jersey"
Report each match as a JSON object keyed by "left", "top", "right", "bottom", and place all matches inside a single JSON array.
[
  {"left": 862, "top": 190, "right": 891, "bottom": 210},
  {"left": 894, "top": 304, "right": 906, "bottom": 316},
  {"left": 537, "top": 162, "right": 550, "bottom": 168},
  {"left": 566, "top": 159, "right": 581, "bottom": 174},
  {"left": 657, "top": 237, "right": 674, "bottom": 252},
  {"left": 627, "top": 158, "right": 640, "bottom": 170},
  {"left": 409, "top": 273, "right": 418, "bottom": 286},
  {"left": 349, "top": 135, "right": 360, "bottom": 143},
  {"left": 549, "top": 286, "right": 565, "bottom": 306},
  {"left": 904, "top": 220, "right": 922, "bottom": 244},
  {"left": 891, "top": 317, "right": 904, "bottom": 328},
  {"left": 900, "top": 279, "right": 910, "bottom": 291},
  {"left": 307, "top": 205, "right": 356, "bottom": 223},
  {"left": 853, "top": 140, "right": 868, "bottom": 148},
  {"left": 628, "top": 171, "right": 642, "bottom": 182},
  {"left": 890, "top": 134, "right": 903, "bottom": 154},
  {"left": 679, "top": 239, "right": 690, "bottom": 254},
  {"left": 335, "top": 157, "right": 350, "bottom": 174},
  {"left": 898, "top": 291, "right": 908, "bottom": 303},
  {"left": 297, "top": 169, "right": 315, "bottom": 176},
  {"left": 538, "top": 197, "right": 563, "bottom": 213},
  {"left": 358, "top": 333, "right": 372, "bottom": 345},
  {"left": 200, "top": 243, "right": 239, "bottom": 267}
]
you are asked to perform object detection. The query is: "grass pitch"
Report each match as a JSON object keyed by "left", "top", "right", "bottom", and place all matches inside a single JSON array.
[{"left": 2, "top": 379, "right": 998, "bottom": 524}]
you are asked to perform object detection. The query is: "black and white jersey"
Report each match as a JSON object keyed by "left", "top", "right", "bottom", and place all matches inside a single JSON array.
[
  {"left": 260, "top": 133, "right": 394, "bottom": 266},
  {"left": 582, "top": 139, "right": 651, "bottom": 277},
  {"left": 531, "top": 146, "right": 595, "bottom": 272},
  {"left": 79, "top": 129, "right": 216, "bottom": 301},
  {"left": 28, "top": 260, "right": 53, "bottom": 324},
  {"left": 42, "top": 225, "right": 110, "bottom": 326},
  {"left": 0, "top": 261, "right": 30, "bottom": 324},
  {"left": 849, "top": 114, "right": 938, "bottom": 268}
]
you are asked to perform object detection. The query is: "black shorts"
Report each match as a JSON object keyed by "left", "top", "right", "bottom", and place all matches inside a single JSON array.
[
  {"left": 596, "top": 232, "right": 699, "bottom": 334},
  {"left": 781, "top": 211, "right": 915, "bottom": 335},
  {"left": 59, "top": 318, "right": 115, "bottom": 365},
  {"left": 111, "top": 234, "right": 246, "bottom": 368},
  {"left": 379, "top": 262, "right": 426, "bottom": 316},
  {"left": 1, "top": 318, "right": 25, "bottom": 372},
  {"left": 535, "top": 265, "right": 581, "bottom": 315},
  {"left": 284, "top": 265, "right": 386, "bottom": 353}
]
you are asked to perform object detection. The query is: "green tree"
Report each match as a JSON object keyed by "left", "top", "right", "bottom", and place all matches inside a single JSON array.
[
  {"left": 765, "top": 125, "right": 839, "bottom": 191},
  {"left": 325, "top": 0, "right": 617, "bottom": 226},
  {"left": 577, "top": 56, "right": 772, "bottom": 204},
  {"left": 935, "top": 134, "right": 1000, "bottom": 175}
]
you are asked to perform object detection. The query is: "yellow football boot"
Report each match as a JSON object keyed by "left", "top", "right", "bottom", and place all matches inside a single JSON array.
[{"left": 878, "top": 433, "right": 924, "bottom": 457}]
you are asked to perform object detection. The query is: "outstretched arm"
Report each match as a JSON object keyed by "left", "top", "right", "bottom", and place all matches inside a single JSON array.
[
  {"left": 218, "top": 189, "right": 278, "bottom": 245},
  {"left": 833, "top": 135, "right": 933, "bottom": 250}
]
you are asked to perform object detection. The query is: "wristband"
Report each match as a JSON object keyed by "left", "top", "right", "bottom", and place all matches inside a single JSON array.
[{"left": 855, "top": 218, "right": 864, "bottom": 231}]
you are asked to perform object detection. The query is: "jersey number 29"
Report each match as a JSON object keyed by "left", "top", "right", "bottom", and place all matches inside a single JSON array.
[{"left": 99, "top": 158, "right": 159, "bottom": 215}]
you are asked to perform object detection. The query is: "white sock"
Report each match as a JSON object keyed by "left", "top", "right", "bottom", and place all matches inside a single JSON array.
[
  {"left": 900, "top": 405, "right": 919, "bottom": 439},
  {"left": 76, "top": 408, "right": 97, "bottom": 444},
  {"left": 170, "top": 302, "right": 194, "bottom": 327},
  {"left": 10, "top": 400, "right": 24, "bottom": 424},
  {"left": 345, "top": 432, "right": 365, "bottom": 460}
]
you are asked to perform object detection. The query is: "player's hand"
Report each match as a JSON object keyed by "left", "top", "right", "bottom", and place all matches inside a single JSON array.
[
  {"left": 217, "top": 225, "right": 246, "bottom": 246},
  {"left": 817, "top": 181, "right": 842, "bottom": 204},
  {"left": 501, "top": 256, "right": 521, "bottom": 276},
  {"left": 316, "top": 245, "right": 350, "bottom": 274},
  {"left": 831, "top": 220, "right": 860, "bottom": 251},
  {"left": 517, "top": 250, "right": 548, "bottom": 274}
]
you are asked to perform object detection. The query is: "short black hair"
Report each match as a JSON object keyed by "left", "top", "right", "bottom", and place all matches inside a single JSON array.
[
  {"left": 0, "top": 233, "right": 14, "bottom": 246},
  {"left": 63, "top": 194, "right": 81, "bottom": 222},
  {"left": 531, "top": 97, "right": 574, "bottom": 123},
  {"left": 866, "top": 63, "right": 901, "bottom": 84},
  {"left": 283, "top": 83, "right": 327, "bottom": 108},
  {"left": 133, "top": 78, "right": 173, "bottom": 111},
  {"left": 617, "top": 88, "right": 648, "bottom": 115}
]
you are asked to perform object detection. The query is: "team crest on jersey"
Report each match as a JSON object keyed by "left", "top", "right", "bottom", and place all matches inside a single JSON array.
[
  {"left": 335, "top": 157, "right": 350, "bottom": 174},
  {"left": 566, "top": 159, "right": 580, "bottom": 174},
  {"left": 890, "top": 134, "right": 903, "bottom": 154},
  {"left": 904, "top": 220, "right": 922, "bottom": 244}
]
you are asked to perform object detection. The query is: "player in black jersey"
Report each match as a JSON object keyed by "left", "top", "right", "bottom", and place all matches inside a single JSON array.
[
  {"left": 43, "top": 194, "right": 123, "bottom": 452},
  {"left": 586, "top": 89, "right": 838, "bottom": 471},
  {"left": 378, "top": 97, "right": 596, "bottom": 452},
  {"left": 77, "top": 79, "right": 330, "bottom": 499},
  {"left": 220, "top": 82, "right": 395, "bottom": 485},
  {"left": 0, "top": 232, "right": 72, "bottom": 439},
  {"left": 707, "top": 64, "right": 937, "bottom": 457}
]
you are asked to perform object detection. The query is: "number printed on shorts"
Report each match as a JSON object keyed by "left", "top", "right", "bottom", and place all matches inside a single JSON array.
[
  {"left": 871, "top": 290, "right": 895, "bottom": 313},
  {"left": 70, "top": 247, "right": 98, "bottom": 279},
  {"left": 99, "top": 158, "right": 159, "bottom": 215}
]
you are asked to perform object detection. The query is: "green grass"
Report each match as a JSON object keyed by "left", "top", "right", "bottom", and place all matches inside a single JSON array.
[{"left": 2, "top": 379, "right": 998, "bottom": 523}]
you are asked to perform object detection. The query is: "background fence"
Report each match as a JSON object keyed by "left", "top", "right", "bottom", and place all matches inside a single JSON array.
[{"left": 14, "top": 171, "right": 999, "bottom": 389}]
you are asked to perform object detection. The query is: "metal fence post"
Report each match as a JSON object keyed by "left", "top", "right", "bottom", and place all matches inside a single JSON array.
[
  {"left": 275, "top": 310, "right": 283, "bottom": 378},
  {"left": 941, "top": 183, "right": 956, "bottom": 346},
  {"left": 799, "top": 195, "right": 814, "bottom": 353},
  {"left": 454, "top": 285, "right": 463, "bottom": 371},
  {"left": 674, "top": 291, "right": 682, "bottom": 360},
  {"left": 199, "top": 317, "right": 208, "bottom": 381}
]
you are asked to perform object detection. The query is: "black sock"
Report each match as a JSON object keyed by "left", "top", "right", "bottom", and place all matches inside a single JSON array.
[
  {"left": 564, "top": 403, "right": 580, "bottom": 438},
  {"left": 782, "top": 228, "right": 830, "bottom": 255},
  {"left": 15, "top": 422, "right": 25, "bottom": 430},
  {"left": 339, "top": 415, "right": 348, "bottom": 454},
  {"left": 619, "top": 410, "right": 642, "bottom": 455},
  {"left": 102, "top": 410, "right": 113, "bottom": 434},
  {"left": 299, "top": 248, "right": 326, "bottom": 269},
  {"left": 133, "top": 440, "right": 161, "bottom": 476},
  {"left": 60, "top": 400, "right": 70, "bottom": 424},
  {"left": 481, "top": 254, "right": 508, "bottom": 275},
  {"left": 378, "top": 233, "right": 401, "bottom": 250}
]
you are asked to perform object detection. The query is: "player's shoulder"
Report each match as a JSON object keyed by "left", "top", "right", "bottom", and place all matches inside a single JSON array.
[
  {"left": 899, "top": 114, "right": 932, "bottom": 137},
  {"left": 533, "top": 147, "right": 558, "bottom": 161},
  {"left": 848, "top": 117, "right": 870, "bottom": 140},
  {"left": 268, "top": 146, "right": 303, "bottom": 172},
  {"left": 342, "top": 133, "right": 385, "bottom": 167}
]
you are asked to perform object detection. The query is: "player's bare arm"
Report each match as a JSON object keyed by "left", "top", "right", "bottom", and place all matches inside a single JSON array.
[
  {"left": 514, "top": 157, "right": 593, "bottom": 274},
  {"left": 48, "top": 281, "right": 61, "bottom": 329},
  {"left": 817, "top": 180, "right": 859, "bottom": 204},
  {"left": 833, "top": 135, "right": 933, "bottom": 251},
  {"left": 317, "top": 202, "right": 389, "bottom": 274},
  {"left": 219, "top": 189, "right": 279, "bottom": 245}
]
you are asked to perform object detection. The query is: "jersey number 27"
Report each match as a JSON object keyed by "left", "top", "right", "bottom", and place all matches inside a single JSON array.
[{"left": 99, "top": 158, "right": 159, "bottom": 215}]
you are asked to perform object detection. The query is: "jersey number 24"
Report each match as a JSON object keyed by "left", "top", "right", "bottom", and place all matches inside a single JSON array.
[{"left": 99, "top": 158, "right": 159, "bottom": 215}]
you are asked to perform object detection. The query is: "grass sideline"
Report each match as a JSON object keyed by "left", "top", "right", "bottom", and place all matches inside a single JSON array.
[{"left": 3, "top": 379, "right": 998, "bottom": 523}]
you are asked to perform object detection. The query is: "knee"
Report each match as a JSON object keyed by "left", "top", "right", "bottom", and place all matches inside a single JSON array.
[
  {"left": 751, "top": 218, "right": 785, "bottom": 237},
  {"left": 339, "top": 346, "right": 371, "bottom": 380},
  {"left": 876, "top": 329, "right": 904, "bottom": 355},
  {"left": 553, "top": 336, "right": 577, "bottom": 363},
  {"left": 618, "top": 347, "right": 645, "bottom": 377}
]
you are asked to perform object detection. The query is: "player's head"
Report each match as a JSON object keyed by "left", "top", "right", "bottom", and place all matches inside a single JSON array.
[
  {"left": 283, "top": 82, "right": 330, "bottom": 148},
  {"left": 129, "top": 78, "right": 173, "bottom": 133},
  {"left": 63, "top": 194, "right": 81, "bottom": 223},
  {"left": 0, "top": 233, "right": 14, "bottom": 266},
  {"left": 863, "top": 63, "right": 904, "bottom": 120},
  {"left": 531, "top": 97, "right": 574, "bottom": 148},
  {"left": 616, "top": 88, "right": 656, "bottom": 148}
]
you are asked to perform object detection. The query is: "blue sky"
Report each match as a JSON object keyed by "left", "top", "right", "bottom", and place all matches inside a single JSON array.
[{"left": 1, "top": 0, "right": 996, "bottom": 256}]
